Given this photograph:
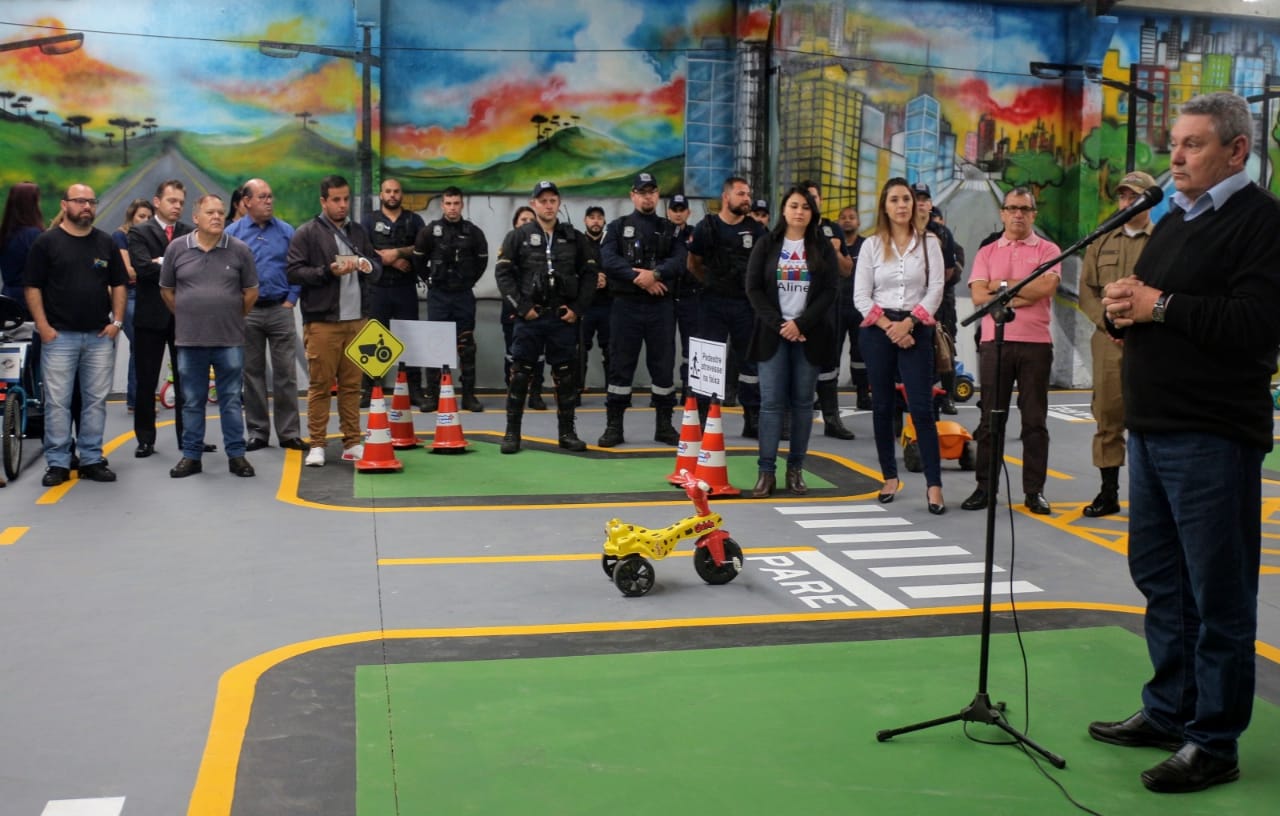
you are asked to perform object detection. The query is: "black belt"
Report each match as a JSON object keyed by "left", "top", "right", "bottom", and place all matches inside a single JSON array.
[
  {"left": 254, "top": 299, "right": 283, "bottom": 308},
  {"left": 883, "top": 308, "right": 912, "bottom": 321}
]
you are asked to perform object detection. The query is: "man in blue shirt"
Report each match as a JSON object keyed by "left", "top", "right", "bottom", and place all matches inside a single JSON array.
[{"left": 225, "top": 179, "right": 306, "bottom": 452}]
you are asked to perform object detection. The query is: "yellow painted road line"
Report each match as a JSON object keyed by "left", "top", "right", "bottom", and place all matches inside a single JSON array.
[
  {"left": 276, "top": 438, "right": 883, "bottom": 513},
  {"left": 1263, "top": 566, "right": 1280, "bottom": 575},
  {"left": 1264, "top": 548, "right": 1280, "bottom": 555},
  {"left": 187, "top": 601, "right": 1280, "bottom": 816},
  {"left": 378, "top": 545, "right": 813, "bottom": 567},
  {"left": 0, "top": 526, "right": 30, "bottom": 545},
  {"left": 36, "top": 429, "right": 136, "bottom": 504},
  {"left": 1002, "top": 455, "right": 1074, "bottom": 481}
]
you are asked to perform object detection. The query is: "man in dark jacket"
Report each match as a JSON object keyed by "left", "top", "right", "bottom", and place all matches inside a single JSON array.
[
  {"left": 286, "top": 175, "right": 382, "bottom": 467},
  {"left": 494, "top": 181, "right": 595, "bottom": 454}
]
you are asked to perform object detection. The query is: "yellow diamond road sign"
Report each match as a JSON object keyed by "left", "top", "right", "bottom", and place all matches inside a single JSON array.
[{"left": 345, "top": 319, "right": 404, "bottom": 379}]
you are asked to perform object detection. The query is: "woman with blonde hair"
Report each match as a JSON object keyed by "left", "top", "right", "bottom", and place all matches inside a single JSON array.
[{"left": 853, "top": 177, "right": 946, "bottom": 513}]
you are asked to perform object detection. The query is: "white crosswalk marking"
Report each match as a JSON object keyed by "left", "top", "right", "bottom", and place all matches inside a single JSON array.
[
  {"left": 41, "top": 798, "right": 126, "bottom": 816},
  {"left": 792, "top": 551, "right": 907, "bottom": 610},
  {"left": 843, "top": 546, "right": 970, "bottom": 560},
  {"left": 796, "top": 517, "right": 913, "bottom": 529},
  {"left": 870, "top": 562, "right": 1002, "bottom": 578},
  {"left": 902, "top": 581, "right": 1042, "bottom": 599},
  {"left": 774, "top": 504, "right": 1042, "bottom": 608}
]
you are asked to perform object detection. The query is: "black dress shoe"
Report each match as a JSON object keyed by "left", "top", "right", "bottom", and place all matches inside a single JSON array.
[
  {"left": 1024, "top": 492, "right": 1052, "bottom": 515},
  {"left": 202, "top": 442, "right": 218, "bottom": 453},
  {"left": 1087, "top": 711, "right": 1184, "bottom": 751},
  {"left": 1141, "top": 744, "right": 1239, "bottom": 793},
  {"left": 78, "top": 462, "right": 117, "bottom": 482},
  {"left": 134, "top": 442, "right": 155, "bottom": 458},
  {"left": 785, "top": 468, "right": 808, "bottom": 495},
  {"left": 929, "top": 501, "right": 946, "bottom": 515},
  {"left": 750, "top": 472, "right": 775, "bottom": 498},
  {"left": 170, "top": 457, "right": 203, "bottom": 478},
  {"left": 940, "top": 397, "right": 958, "bottom": 415},
  {"left": 878, "top": 481, "right": 897, "bottom": 503},
  {"left": 245, "top": 438, "right": 270, "bottom": 452},
  {"left": 228, "top": 456, "right": 256, "bottom": 477},
  {"left": 1082, "top": 490, "right": 1120, "bottom": 517},
  {"left": 961, "top": 488, "right": 990, "bottom": 511},
  {"left": 279, "top": 437, "right": 309, "bottom": 451},
  {"left": 41, "top": 466, "right": 70, "bottom": 487}
]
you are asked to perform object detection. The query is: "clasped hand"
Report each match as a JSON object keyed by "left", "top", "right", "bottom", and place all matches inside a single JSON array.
[
  {"left": 885, "top": 318, "right": 915, "bottom": 348},
  {"left": 1101, "top": 275, "right": 1158, "bottom": 328},
  {"left": 779, "top": 319, "right": 805, "bottom": 342}
]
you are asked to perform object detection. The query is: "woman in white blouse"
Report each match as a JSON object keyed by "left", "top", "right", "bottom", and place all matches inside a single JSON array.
[{"left": 853, "top": 177, "right": 946, "bottom": 513}]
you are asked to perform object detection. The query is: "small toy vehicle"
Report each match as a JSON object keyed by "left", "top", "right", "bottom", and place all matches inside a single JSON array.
[
  {"left": 952, "top": 361, "right": 975, "bottom": 403},
  {"left": 895, "top": 384, "right": 975, "bottom": 473},
  {"left": 601, "top": 469, "right": 742, "bottom": 597}
]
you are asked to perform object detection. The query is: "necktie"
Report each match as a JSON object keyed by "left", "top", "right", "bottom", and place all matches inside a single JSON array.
[{"left": 165, "top": 224, "right": 174, "bottom": 242}]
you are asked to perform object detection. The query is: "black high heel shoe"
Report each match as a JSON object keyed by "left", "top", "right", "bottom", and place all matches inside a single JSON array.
[
  {"left": 927, "top": 487, "right": 946, "bottom": 515},
  {"left": 878, "top": 480, "right": 898, "bottom": 504}
]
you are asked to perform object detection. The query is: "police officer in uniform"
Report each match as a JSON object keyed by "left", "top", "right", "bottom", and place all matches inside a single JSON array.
[
  {"left": 687, "top": 176, "right": 766, "bottom": 436},
  {"left": 364, "top": 178, "right": 427, "bottom": 407},
  {"left": 912, "top": 181, "right": 961, "bottom": 414},
  {"left": 598, "top": 172, "right": 686, "bottom": 447},
  {"left": 837, "top": 205, "right": 870, "bottom": 409},
  {"left": 803, "top": 180, "right": 856, "bottom": 439},
  {"left": 495, "top": 181, "right": 595, "bottom": 453},
  {"left": 666, "top": 193, "right": 700, "bottom": 401},
  {"left": 578, "top": 205, "right": 610, "bottom": 399},
  {"left": 413, "top": 186, "right": 489, "bottom": 412}
]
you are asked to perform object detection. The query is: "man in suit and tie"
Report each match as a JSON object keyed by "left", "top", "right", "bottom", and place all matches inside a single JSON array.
[{"left": 128, "top": 179, "right": 214, "bottom": 459}]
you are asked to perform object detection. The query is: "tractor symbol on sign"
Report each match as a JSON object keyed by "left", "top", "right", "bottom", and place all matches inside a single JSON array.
[{"left": 358, "top": 335, "right": 394, "bottom": 365}]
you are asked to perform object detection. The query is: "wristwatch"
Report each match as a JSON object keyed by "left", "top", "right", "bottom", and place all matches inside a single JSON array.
[
  {"left": 1151, "top": 292, "right": 1172, "bottom": 323},
  {"left": 111, "top": 320, "right": 124, "bottom": 329}
]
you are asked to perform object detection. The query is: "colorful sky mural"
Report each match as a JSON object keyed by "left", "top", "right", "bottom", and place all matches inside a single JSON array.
[
  {"left": 381, "top": 0, "right": 731, "bottom": 170},
  {"left": 0, "top": 1, "right": 363, "bottom": 145}
]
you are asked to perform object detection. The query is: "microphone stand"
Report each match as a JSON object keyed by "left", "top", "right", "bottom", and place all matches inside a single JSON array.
[{"left": 874, "top": 223, "right": 1122, "bottom": 769}]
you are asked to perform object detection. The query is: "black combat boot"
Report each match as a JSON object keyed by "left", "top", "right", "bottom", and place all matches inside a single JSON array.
[
  {"left": 420, "top": 367, "right": 440, "bottom": 413},
  {"left": 550, "top": 363, "right": 586, "bottom": 451},
  {"left": 741, "top": 406, "right": 759, "bottom": 439},
  {"left": 458, "top": 332, "right": 483, "bottom": 411},
  {"left": 407, "top": 367, "right": 428, "bottom": 410},
  {"left": 527, "top": 362, "right": 547, "bottom": 410},
  {"left": 654, "top": 405, "right": 679, "bottom": 445},
  {"left": 501, "top": 363, "right": 533, "bottom": 454},
  {"left": 1083, "top": 466, "right": 1121, "bottom": 517},
  {"left": 817, "top": 379, "right": 854, "bottom": 440},
  {"left": 598, "top": 404, "right": 626, "bottom": 447},
  {"left": 853, "top": 366, "right": 871, "bottom": 410},
  {"left": 939, "top": 370, "right": 958, "bottom": 415},
  {"left": 557, "top": 412, "right": 587, "bottom": 451}
]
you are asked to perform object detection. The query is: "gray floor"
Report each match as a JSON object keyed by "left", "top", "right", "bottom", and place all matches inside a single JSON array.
[{"left": 0, "top": 390, "right": 1276, "bottom": 815}]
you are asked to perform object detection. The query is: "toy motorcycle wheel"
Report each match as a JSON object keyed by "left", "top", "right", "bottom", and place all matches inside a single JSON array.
[
  {"left": 613, "top": 554, "right": 655, "bottom": 597},
  {"left": 903, "top": 440, "right": 923, "bottom": 473},
  {"left": 953, "top": 378, "right": 974, "bottom": 403},
  {"left": 693, "top": 537, "right": 743, "bottom": 585},
  {"left": 601, "top": 554, "right": 618, "bottom": 578}
]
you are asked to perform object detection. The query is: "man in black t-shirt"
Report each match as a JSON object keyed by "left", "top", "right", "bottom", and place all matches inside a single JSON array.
[{"left": 23, "top": 184, "right": 129, "bottom": 486}]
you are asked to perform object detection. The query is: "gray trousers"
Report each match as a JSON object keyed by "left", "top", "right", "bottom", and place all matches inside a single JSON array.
[{"left": 243, "top": 304, "right": 301, "bottom": 443}]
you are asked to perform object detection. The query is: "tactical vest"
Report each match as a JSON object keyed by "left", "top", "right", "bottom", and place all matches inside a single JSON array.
[
  {"left": 509, "top": 221, "right": 583, "bottom": 308},
  {"left": 606, "top": 212, "right": 675, "bottom": 298},
  {"left": 425, "top": 219, "right": 483, "bottom": 292},
  {"left": 700, "top": 218, "right": 758, "bottom": 299}
]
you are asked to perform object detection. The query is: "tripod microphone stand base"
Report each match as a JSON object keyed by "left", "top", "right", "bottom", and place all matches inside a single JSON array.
[{"left": 876, "top": 691, "right": 1067, "bottom": 769}]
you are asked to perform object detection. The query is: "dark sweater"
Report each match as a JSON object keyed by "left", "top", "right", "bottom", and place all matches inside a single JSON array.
[{"left": 1123, "top": 183, "right": 1280, "bottom": 451}]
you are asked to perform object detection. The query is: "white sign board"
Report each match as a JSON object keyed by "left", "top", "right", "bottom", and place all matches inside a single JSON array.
[
  {"left": 390, "top": 319, "right": 458, "bottom": 369},
  {"left": 687, "top": 337, "right": 727, "bottom": 400}
]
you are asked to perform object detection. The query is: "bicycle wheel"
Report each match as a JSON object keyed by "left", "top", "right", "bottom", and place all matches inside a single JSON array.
[{"left": 3, "top": 394, "right": 23, "bottom": 480}]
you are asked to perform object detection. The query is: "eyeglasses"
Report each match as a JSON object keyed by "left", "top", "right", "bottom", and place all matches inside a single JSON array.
[
  {"left": 1001, "top": 205, "right": 1036, "bottom": 214},
  {"left": 65, "top": 197, "right": 99, "bottom": 206}
]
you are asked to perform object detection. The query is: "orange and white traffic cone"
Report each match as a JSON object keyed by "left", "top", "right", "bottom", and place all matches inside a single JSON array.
[
  {"left": 692, "top": 400, "right": 739, "bottom": 497},
  {"left": 357, "top": 386, "right": 404, "bottom": 472},
  {"left": 430, "top": 365, "right": 469, "bottom": 454},
  {"left": 388, "top": 368, "right": 420, "bottom": 449},
  {"left": 667, "top": 395, "right": 703, "bottom": 485}
]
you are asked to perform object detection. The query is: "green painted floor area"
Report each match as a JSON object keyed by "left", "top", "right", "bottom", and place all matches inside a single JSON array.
[
  {"left": 353, "top": 440, "right": 835, "bottom": 499},
  {"left": 354, "top": 626, "right": 1280, "bottom": 815}
]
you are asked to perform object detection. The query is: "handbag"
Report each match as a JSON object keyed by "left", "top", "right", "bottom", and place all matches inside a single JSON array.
[{"left": 921, "top": 233, "right": 954, "bottom": 374}]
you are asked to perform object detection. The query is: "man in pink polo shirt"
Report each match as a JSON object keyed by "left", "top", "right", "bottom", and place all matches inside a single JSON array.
[{"left": 961, "top": 187, "right": 1061, "bottom": 514}]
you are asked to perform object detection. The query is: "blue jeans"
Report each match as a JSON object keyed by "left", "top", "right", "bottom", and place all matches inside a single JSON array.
[
  {"left": 177, "top": 346, "right": 246, "bottom": 460},
  {"left": 860, "top": 323, "right": 942, "bottom": 487},
  {"left": 756, "top": 339, "right": 818, "bottom": 473},
  {"left": 41, "top": 330, "right": 115, "bottom": 469},
  {"left": 1128, "top": 431, "right": 1262, "bottom": 760}
]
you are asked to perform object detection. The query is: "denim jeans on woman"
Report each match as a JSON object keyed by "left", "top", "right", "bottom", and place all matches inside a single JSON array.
[
  {"left": 756, "top": 339, "right": 818, "bottom": 473},
  {"left": 859, "top": 322, "right": 942, "bottom": 487},
  {"left": 41, "top": 330, "right": 115, "bottom": 469}
]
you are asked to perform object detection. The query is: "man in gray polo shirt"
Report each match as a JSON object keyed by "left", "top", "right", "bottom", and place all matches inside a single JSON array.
[{"left": 160, "top": 194, "right": 259, "bottom": 478}]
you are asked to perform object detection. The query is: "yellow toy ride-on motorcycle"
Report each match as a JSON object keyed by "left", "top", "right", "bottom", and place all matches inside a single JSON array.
[{"left": 601, "top": 469, "right": 743, "bottom": 597}]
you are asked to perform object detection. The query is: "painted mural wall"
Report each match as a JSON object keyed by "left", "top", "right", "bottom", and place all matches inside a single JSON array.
[{"left": 4, "top": 1, "right": 1280, "bottom": 388}]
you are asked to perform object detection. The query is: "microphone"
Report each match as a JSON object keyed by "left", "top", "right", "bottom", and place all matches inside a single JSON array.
[{"left": 1087, "top": 185, "right": 1163, "bottom": 239}]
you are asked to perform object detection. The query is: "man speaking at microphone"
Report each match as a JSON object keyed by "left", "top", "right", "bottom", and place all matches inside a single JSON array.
[
  {"left": 1094, "top": 92, "right": 1280, "bottom": 794},
  {"left": 1078, "top": 170, "right": 1157, "bottom": 517}
]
